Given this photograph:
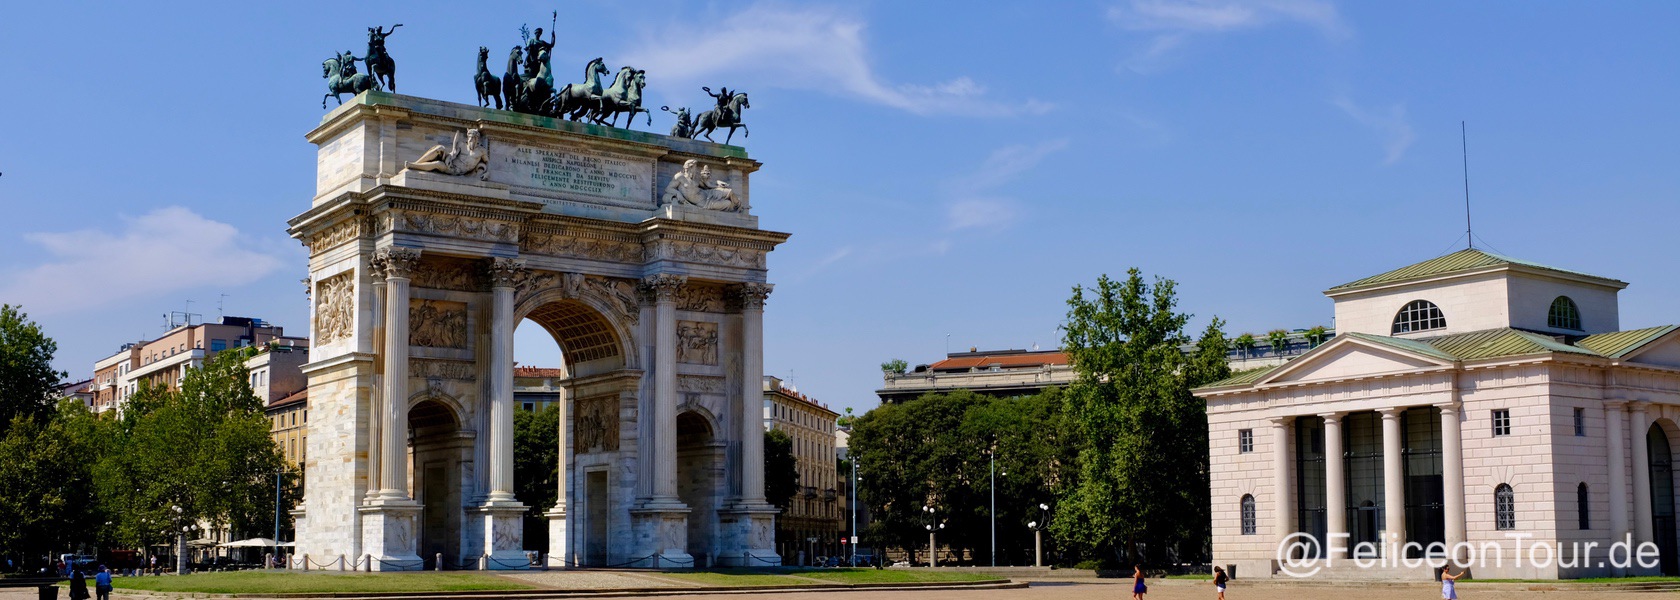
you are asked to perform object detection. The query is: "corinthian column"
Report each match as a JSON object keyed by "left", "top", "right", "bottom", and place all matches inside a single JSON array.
[
  {"left": 642, "top": 274, "right": 687, "bottom": 503},
  {"left": 736, "top": 283, "right": 773, "bottom": 505},
  {"left": 485, "top": 258, "right": 526, "bottom": 504},
  {"left": 377, "top": 247, "right": 420, "bottom": 500}
]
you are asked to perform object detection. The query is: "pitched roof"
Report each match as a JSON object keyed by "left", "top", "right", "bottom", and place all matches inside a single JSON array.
[
  {"left": 1422, "top": 328, "right": 1597, "bottom": 361},
  {"left": 1199, "top": 365, "right": 1279, "bottom": 389},
  {"left": 930, "top": 351, "right": 1069, "bottom": 371},
  {"left": 1327, "top": 248, "right": 1623, "bottom": 293},
  {"left": 1577, "top": 325, "right": 1680, "bottom": 359},
  {"left": 1339, "top": 332, "right": 1459, "bottom": 362}
]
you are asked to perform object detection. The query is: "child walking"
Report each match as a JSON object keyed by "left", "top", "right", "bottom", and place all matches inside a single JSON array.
[{"left": 1212, "top": 565, "right": 1228, "bottom": 600}]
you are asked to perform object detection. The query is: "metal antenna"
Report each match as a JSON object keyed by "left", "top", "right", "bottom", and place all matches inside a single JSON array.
[
  {"left": 1462, "top": 121, "right": 1473, "bottom": 250},
  {"left": 218, "top": 294, "right": 229, "bottom": 320}
]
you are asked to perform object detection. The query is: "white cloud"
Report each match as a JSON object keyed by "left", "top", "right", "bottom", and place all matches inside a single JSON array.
[
  {"left": 1109, "top": 0, "right": 1350, "bottom": 72},
  {"left": 0, "top": 207, "right": 286, "bottom": 315},
  {"left": 944, "top": 139, "right": 1069, "bottom": 230},
  {"left": 1331, "top": 95, "right": 1415, "bottom": 164},
  {"left": 620, "top": 5, "right": 1050, "bottom": 117}
]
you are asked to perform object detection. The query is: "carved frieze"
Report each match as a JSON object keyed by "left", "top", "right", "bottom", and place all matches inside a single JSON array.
[
  {"left": 382, "top": 210, "right": 517, "bottom": 244},
  {"left": 411, "top": 257, "right": 484, "bottom": 292},
  {"left": 409, "top": 299, "right": 469, "bottom": 348},
  {"left": 305, "top": 216, "right": 373, "bottom": 255},
  {"left": 676, "top": 321, "right": 719, "bottom": 365},
  {"left": 410, "top": 358, "right": 477, "bottom": 381},
  {"left": 512, "top": 270, "right": 641, "bottom": 327},
  {"left": 574, "top": 395, "right": 620, "bottom": 453},
  {"left": 314, "top": 272, "right": 355, "bottom": 343},
  {"left": 678, "top": 375, "right": 726, "bottom": 395},
  {"left": 675, "top": 284, "right": 724, "bottom": 312},
  {"left": 521, "top": 232, "right": 644, "bottom": 263},
  {"left": 646, "top": 240, "right": 766, "bottom": 269}
]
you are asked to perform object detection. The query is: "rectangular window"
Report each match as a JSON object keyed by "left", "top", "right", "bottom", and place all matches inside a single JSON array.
[
  {"left": 1493, "top": 409, "right": 1511, "bottom": 437},
  {"left": 1574, "top": 408, "right": 1585, "bottom": 437},
  {"left": 1238, "top": 429, "right": 1254, "bottom": 453},
  {"left": 523, "top": 403, "right": 534, "bottom": 412}
]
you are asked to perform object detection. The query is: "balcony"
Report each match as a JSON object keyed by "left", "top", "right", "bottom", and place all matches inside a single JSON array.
[{"left": 823, "top": 488, "right": 838, "bottom": 501}]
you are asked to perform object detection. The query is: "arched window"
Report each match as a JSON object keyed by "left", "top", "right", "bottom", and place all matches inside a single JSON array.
[
  {"left": 1549, "top": 296, "right": 1582, "bottom": 330},
  {"left": 1495, "top": 484, "right": 1516, "bottom": 530},
  {"left": 1392, "top": 300, "right": 1447, "bottom": 334},
  {"left": 1240, "top": 495, "right": 1257, "bottom": 535},
  {"left": 1577, "top": 483, "right": 1590, "bottom": 530}
]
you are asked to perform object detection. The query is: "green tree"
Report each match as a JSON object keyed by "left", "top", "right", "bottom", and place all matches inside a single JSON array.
[
  {"left": 764, "top": 429, "right": 799, "bottom": 509},
  {"left": 0, "top": 305, "right": 63, "bottom": 437},
  {"left": 1233, "top": 333, "right": 1256, "bottom": 360},
  {"left": 1267, "top": 329, "right": 1291, "bottom": 357},
  {"left": 0, "top": 404, "right": 101, "bottom": 561},
  {"left": 1304, "top": 325, "right": 1330, "bottom": 348},
  {"left": 514, "top": 403, "right": 560, "bottom": 548},
  {"left": 1053, "top": 269, "right": 1229, "bottom": 566},
  {"left": 881, "top": 359, "right": 909, "bottom": 375}
]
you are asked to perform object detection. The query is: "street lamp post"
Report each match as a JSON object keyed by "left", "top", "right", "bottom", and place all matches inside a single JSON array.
[
  {"left": 850, "top": 464, "right": 859, "bottom": 567},
  {"left": 1027, "top": 503, "right": 1049, "bottom": 568},
  {"left": 922, "top": 506, "right": 945, "bottom": 568},
  {"left": 171, "top": 505, "right": 186, "bottom": 575},
  {"left": 273, "top": 469, "right": 283, "bottom": 567}
]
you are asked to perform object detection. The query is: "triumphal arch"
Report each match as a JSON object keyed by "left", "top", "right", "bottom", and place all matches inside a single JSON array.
[{"left": 288, "top": 92, "right": 787, "bottom": 570}]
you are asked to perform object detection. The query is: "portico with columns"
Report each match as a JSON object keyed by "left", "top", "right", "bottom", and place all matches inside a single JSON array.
[
  {"left": 288, "top": 92, "right": 788, "bottom": 570},
  {"left": 1200, "top": 248, "right": 1680, "bottom": 579}
]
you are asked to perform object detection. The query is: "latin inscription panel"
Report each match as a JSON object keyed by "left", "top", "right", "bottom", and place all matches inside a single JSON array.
[{"left": 491, "top": 141, "right": 653, "bottom": 206}]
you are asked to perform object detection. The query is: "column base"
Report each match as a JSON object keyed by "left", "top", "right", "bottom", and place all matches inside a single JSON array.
[
  {"left": 545, "top": 507, "right": 570, "bottom": 569},
  {"left": 717, "top": 503, "right": 780, "bottom": 567},
  {"left": 475, "top": 503, "right": 528, "bottom": 570},
  {"left": 358, "top": 501, "right": 423, "bottom": 571},
  {"left": 629, "top": 504, "right": 693, "bottom": 568}
]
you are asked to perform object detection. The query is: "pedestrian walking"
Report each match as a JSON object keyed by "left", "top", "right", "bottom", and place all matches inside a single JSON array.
[
  {"left": 1440, "top": 566, "right": 1462, "bottom": 600},
  {"left": 1212, "top": 565, "right": 1228, "bottom": 600},
  {"left": 68, "top": 569, "right": 90, "bottom": 600},
  {"left": 1131, "top": 564, "right": 1148, "bottom": 600},
  {"left": 94, "top": 565, "right": 112, "bottom": 600}
]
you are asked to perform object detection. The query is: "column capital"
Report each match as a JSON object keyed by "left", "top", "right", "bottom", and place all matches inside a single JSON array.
[
  {"left": 638, "top": 273, "right": 688, "bottom": 303},
  {"left": 1434, "top": 401, "right": 1461, "bottom": 414},
  {"left": 1318, "top": 411, "right": 1345, "bottom": 423},
  {"left": 728, "top": 282, "right": 775, "bottom": 311},
  {"left": 1629, "top": 400, "right": 1652, "bottom": 414},
  {"left": 373, "top": 247, "right": 422, "bottom": 280},
  {"left": 1605, "top": 399, "right": 1629, "bottom": 412},
  {"left": 1268, "top": 416, "right": 1293, "bottom": 427},
  {"left": 1377, "top": 407, "right": 1404, "bottom": 419},
  {"left": 487, "top": 257, "right": 528, "bottom": 288}
]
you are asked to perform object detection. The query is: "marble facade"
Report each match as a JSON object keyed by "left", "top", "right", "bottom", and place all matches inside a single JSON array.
[{"left": 289, "top": 91, "right": 788, "bottom": 570}]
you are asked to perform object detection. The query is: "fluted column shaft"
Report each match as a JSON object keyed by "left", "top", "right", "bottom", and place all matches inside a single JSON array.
[
  {"left": 378, "top": 247, "right": 420, "bottom": 499},
  {"left": 645, "top": 275, "right": 686, "bottom": 502},
  {"left": 1440, "top": 403, "right": 1466, "bottom": 549},
  {"left": 738, "top": 283, "right": 772, "bottom": 504},
  {"left": 1608, "top": 401, "right": 1630, "bottom": 540},
  {"left": 1632, "top": 402, "right": 1653, "bottom": 544},
  {"left": 1270, "top": 417, "right": 1293, "bottom": 545},
  {"left": 1322, "top": 412, "right": 1346, "bottom": 555},
  {"left": 486, "top": 258, "right": 524, "bottom": 504},
  {"left": 1380, "top": 408, "right": 1406, "bottom": 546},
  {"left": 365, "top": 276, "right": 385, "bottom": 501}
]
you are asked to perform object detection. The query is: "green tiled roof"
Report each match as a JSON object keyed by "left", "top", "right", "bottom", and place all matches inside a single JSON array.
[
  {"left": 1577, "top": 325, "right": 1680, "bottom": 359},
  {"left": 1423, "top": 328, "right": 1598, "bottom": 361},
  {"left": 1327, "top": 248, "right": 1621, "bottom": 292},
  {"left": 1198, "top": 365, "right": 1278, "bottom": 389}
]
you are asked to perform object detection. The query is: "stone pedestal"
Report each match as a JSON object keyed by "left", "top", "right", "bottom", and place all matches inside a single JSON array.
[
  {"left": 717, "top": 505, "right": 781, "bottom": 567},
  {"left": 544, "top": 507, "right": 570, "bottom": 568},
  {"left": 630, "top": 505, "right": 693, "bottom": 568},
  {"left": 475, "top": 503, "right": 529, "bottom": 570},
  {"left": 358, "top": 502, "right": 423, "bottom": 571}
]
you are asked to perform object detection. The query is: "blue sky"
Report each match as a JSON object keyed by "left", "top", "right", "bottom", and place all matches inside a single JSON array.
[{"left": 2, "top": 1, "right": 1677, "bottom": 416}]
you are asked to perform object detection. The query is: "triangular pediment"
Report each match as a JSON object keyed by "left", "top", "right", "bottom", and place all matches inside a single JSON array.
[
  {"left": 1622, "top": 330, "right": 1680, "bottom": 369},
  {"left": 1258, "top": 337, "right": 1453, "bottom": 386}
]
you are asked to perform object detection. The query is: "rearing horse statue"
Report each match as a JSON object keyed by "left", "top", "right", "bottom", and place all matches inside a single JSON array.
[
  {"left": 694, "top": 90, "right": 750, "bottom": 144},
  {"left": 591, "top": 67, "right": 651, "bottom": 128},
  {"left": 322, "top": 55, "right": 376, "bottom": 108},
  {"left": 364, "top": 24, "right": 401, "bottom": 92},
  {"left": 502, "top": 46, "right": 525, "bottom": 112},
  {"left": 551, "top": 57, "right": 609, "bottom": 121},
  {"left": 474, "top": 46, "right": 502, "bottom": 109}
]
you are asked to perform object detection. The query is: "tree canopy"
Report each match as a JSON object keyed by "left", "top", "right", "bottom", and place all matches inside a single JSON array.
[
  {"left": 764, "top": 428, "right": 799, "bottom": 509},
  {"left": 0, "top": 305, "right": 63, "bottom": 436}
]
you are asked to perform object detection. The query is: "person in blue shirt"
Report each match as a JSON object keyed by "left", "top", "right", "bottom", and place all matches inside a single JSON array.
[{"left": 93, "top": 565, "right": 112, "bottom": 600}]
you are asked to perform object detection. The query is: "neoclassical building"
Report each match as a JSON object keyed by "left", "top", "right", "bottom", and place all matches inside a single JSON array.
[{"left": 1199, "top": 248, "right": 1680, "bottom": 579}]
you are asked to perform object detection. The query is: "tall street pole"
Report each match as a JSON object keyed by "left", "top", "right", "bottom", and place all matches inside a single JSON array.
[
  {"left": 273, "top": 469, "right": 282, "bottom": 563},
  {"left": 989, "top": 450, "right": 996, "bottom": 567},
  {"left": 850, "top": 459, "right": 857, "bottom": 566}
]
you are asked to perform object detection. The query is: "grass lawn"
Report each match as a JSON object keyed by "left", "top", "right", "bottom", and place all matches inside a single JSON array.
[
  {"left": 111, "top": 571, "right": 535, "bottom": 594},
  {"left": 795, "top": 568, "right": 999, "bottom": 584},
  {"left": 1164, "top": 573, "right": 1214, "bottom": 580}
]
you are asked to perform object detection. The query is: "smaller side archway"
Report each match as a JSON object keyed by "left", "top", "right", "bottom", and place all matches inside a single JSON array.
[
  {"left": 408, "top": 395, "right": 474, "bottom": 568},
  {"left": 676, "top": 409, "right": 725, "bottom": 564}
]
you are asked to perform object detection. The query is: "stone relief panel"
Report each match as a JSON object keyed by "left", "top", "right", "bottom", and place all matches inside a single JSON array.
[
  {"left": 305, "top": 216, "right": 373, "bottom": 255},
  {"left": 674, "top": 284, "right": 724, "bottom": 312},
  {"left": 646, "top": 240, "right": 767, "bottom": 269},
  {"left": 409, "top": 299, "right": 469, "bottom": 349},
  {"left": 574, "top": 395, "right": 620, "bottom": 453},
  {"left": 379, "top": 210, "right": 517, "bottom": 244},
  {"left": 512, "top": 271, "right": 642, "bottom": 328},
  {"left": 677, "top": 375, "right": 726, "bottom": 395},
  {"left": 521, "top": 231, "right": 644, "bottom": 263},
  {"left": 410, "top": 358, "right": 477, "bottom": 381},
  {"left": 314, "top": 272, "right": 355, "bottom": 343},
  {"left": 676, "top": 321, "right": 719, "bottom": 365},
  {"left": 411, "top": 257, "right": 484, "bottom": 292}
]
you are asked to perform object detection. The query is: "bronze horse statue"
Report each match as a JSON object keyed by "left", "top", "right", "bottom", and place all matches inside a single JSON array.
[
  {"left": 363, "top": 24, "right": 401, "bottom": 92},
  {"left": 550, "top": 57, "right": 610, "bottom": 121},
  {"left": 322, "top": 55, "right": 376, "bottom": 108},
  {"left": 474, "top": 46, "right": 502, "bottom": 109},
  {"left": 694, "top": 89, "right": 750, "bottom": 144},
  {"left": 502, "top": 46, "right": 526, "bottom": 112},
  {"left": 591, "top": 67, "right": 651, "bottom": 128}
]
